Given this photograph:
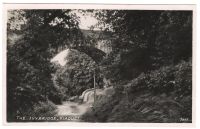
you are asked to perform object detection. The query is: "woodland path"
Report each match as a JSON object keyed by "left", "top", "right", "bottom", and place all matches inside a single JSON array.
[{"left": 56, "top": 101, "right": 90, "bottom": 121}]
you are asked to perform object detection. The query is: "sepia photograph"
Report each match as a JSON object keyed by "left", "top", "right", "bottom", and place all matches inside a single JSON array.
[{"left": 4, "top": 4, "right": 194, "bottom": 124}]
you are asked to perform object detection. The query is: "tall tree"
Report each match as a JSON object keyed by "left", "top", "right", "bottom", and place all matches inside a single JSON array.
[
  {"left": 7, "top": 9, "right": 83, "bottom": 121},
  {"left": 94, "top": 10, "right": 192, "bottom": 81}
]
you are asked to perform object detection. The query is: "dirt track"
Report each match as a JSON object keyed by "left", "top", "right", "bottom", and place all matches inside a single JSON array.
[{"left": 56, "top": 101, "right": 90, "bottom": 121}]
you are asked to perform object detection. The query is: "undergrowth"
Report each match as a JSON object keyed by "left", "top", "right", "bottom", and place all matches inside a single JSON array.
[{"left": 81, "top": 60, "right": 192, "bottom": 123}]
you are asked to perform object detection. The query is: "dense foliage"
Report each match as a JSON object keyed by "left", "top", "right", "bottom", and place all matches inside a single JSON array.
[
  {"left": 81, "top": 10, "right": 192, "bottom": 122},
  {"left": 95, "top": 10, "right": 192, "bottom": 81},
  {"left": 7, "top": 9, "right": 192, "bottom": 123},
  {"left": 82, "top": 60, "right": 192, "bottom": 122},
  {"left": 53, "top": 49, "right": 104, "bottom": 100},
  {"left": 7, "top": 9, "right": 82, "bottom": 121}
]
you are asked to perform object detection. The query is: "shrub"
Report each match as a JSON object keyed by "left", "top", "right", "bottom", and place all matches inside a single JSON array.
[
  {"left": 30, "top": 100, "right": 57, "bottom": 117},
  {"left": 20, "top": 100, "right": 57, "bottom": 122},
  {"left": 82, "top": 60, "right": 192, "bottom": 122},
  {"left": 127, "top": 59, "right": 192, "bottom": 96}
]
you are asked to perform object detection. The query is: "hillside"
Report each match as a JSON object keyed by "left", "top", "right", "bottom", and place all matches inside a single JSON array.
[{"left": 82, "top": 60, "right": 192, "bottom": 122}]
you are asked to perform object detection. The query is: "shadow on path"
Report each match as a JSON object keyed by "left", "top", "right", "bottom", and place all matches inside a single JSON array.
[{"left": 56, "top": 101, "right": 90, "bottom": 122}]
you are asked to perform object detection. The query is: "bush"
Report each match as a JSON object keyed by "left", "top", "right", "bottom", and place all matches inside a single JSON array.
[
  {"left": 53, "top": 49, "right": 104, "bottom": 99},
  {"left": 82, "top": 60, "right": 192, "bottom": 122},
  {"left": 8, "top": 100, "right": 57, "bottom": 122},
  {"left": 17, "top": 100, "right": 58, "bottom": 122},
  {"left": 127, "top": 59, "right": 192, "bottom": 96},
  {"left": 29, "top": 100, "right": 57, "bottom": 117},
  {"left": 108, "top": 92, "right": 185, "bottom": 123}
]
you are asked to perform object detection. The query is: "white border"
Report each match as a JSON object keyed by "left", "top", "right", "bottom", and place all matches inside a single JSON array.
[
  {"left": 1, "top": 3, "right": 197, "bottom": 128},
  {"left": 3, "top": 4, "right": 196, "bottom": 10},
  {"left": 2, "top": 0, "right": 197, "bottom": 4}
]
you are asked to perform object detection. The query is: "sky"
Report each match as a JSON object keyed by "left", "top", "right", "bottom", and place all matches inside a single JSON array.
[
  {"left": 7, "top": 10, "right": 99, "bottom": 30},
  {"left": 51, "top": 49, "right": 70, "bottom": 66},
  {"left": 76, "top": 12, "right": 99, "bottom": 30}
]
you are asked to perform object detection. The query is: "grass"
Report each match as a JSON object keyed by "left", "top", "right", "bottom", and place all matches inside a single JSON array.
[{"left": 81, "top": 60, "right": 192, "bottom": 123}]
